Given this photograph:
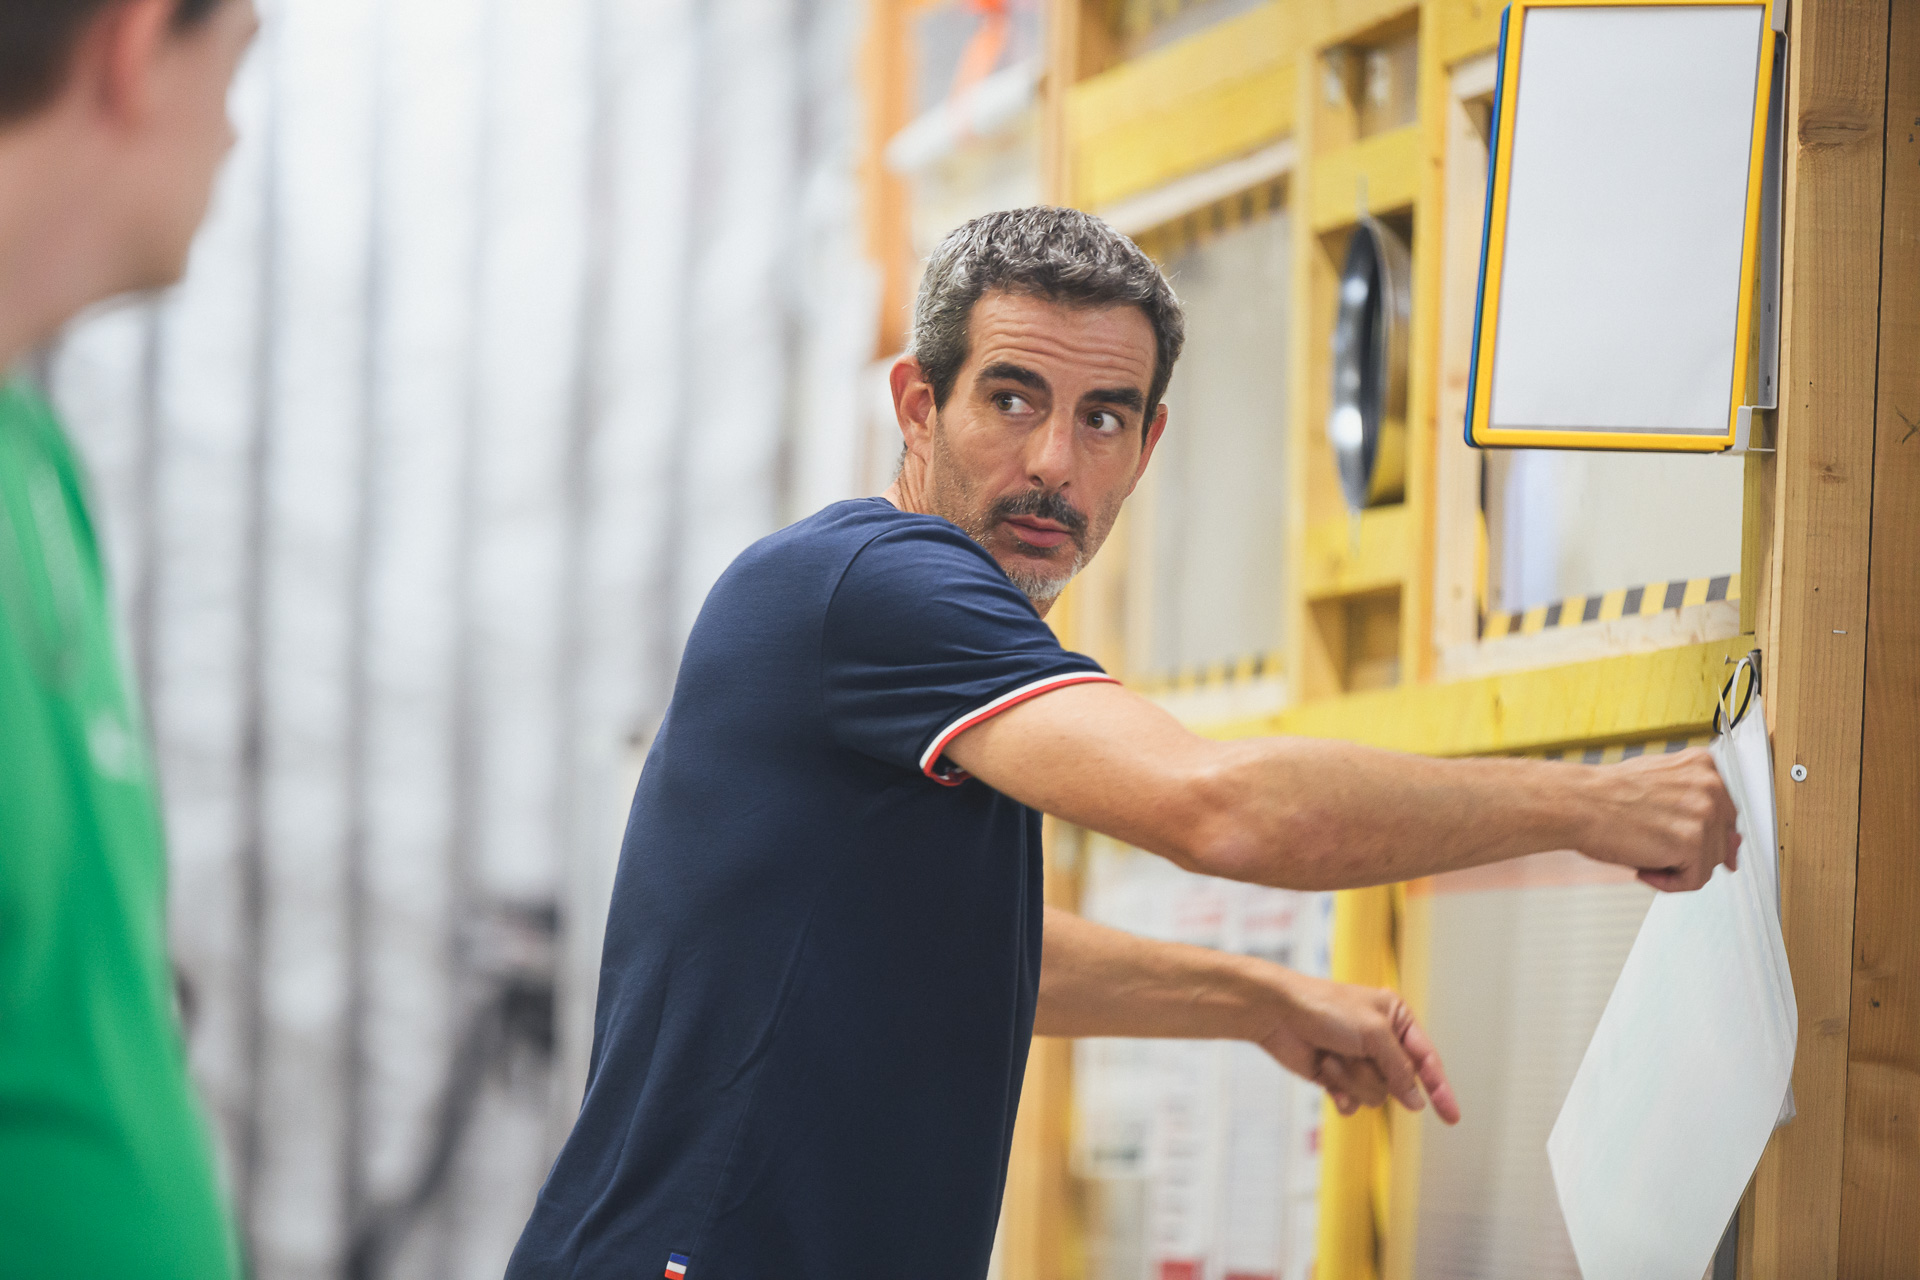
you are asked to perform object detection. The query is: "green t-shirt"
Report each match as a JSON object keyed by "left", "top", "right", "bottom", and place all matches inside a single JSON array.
[{"left": 0, "top": 383, "right": 238, "bottom": 1279}]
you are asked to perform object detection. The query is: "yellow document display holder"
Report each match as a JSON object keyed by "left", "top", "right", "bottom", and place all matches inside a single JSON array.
[{"left": 1465, "top": 0, "right": 1784, "bottom": 451}]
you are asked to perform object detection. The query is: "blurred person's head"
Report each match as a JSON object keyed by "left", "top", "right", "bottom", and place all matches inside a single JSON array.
[
  {"left": 887, "top": 206, "right": 1185, "bottom": 611},
  {"left": 0, "top": 0, "right": 257, "bottom": 368}
]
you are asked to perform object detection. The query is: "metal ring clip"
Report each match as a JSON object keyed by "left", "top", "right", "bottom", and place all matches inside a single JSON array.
[{"left": 1713, "top": 648, "right": 1763, "bottom": 735}]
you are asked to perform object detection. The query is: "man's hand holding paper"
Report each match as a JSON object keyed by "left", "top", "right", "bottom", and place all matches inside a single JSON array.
[{"left": 1573, "top": 748, "right": 1743, "bottom": 892}]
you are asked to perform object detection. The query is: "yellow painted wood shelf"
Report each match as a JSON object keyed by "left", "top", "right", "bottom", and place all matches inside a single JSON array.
[
  {"left": 1202, "top": 635, "right": 1754, "bottom": 756},
  {"left": 1309, "top": 124, "right": 1424, "bottom": 231},
  {"left": 1303, "top": 505, "right": 1411, "bottom": 600},
  {"left": 1067, "top": 4, "right": 1301, "bottom": 210}
]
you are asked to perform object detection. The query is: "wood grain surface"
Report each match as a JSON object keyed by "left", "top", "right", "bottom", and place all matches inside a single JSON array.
[
  {"left": 1836, "top": 0, "right": 1920, "bottom": 1267},
  {"left": 1744, "top": 0, "right": 1891, "bottom": 1270}
]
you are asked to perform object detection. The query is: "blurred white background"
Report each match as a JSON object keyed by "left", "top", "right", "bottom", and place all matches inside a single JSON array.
[{"left": 35, "top": 0, "right": 876, "bottom": 1275}]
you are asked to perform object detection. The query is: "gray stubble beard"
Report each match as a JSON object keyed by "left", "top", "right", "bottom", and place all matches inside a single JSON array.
[{"left": 927, "top": 421, "right": 1101, "bottom": 607}]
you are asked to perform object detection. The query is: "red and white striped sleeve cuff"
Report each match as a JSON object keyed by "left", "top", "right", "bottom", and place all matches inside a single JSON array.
[{"left": 918, "top": 671, "right": 1120, "bottom": 786}]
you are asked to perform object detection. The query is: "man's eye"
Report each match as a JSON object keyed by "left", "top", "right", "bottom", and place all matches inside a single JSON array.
[
  {"left": 993, "top": 392, "right": 1031, "bottom": 413},
  {"left": 1088, "top": 411, "right": 1123, "bottom": 433}
]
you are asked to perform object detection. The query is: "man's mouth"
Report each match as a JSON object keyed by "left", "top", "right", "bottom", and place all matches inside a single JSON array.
[{"left": 1001, "top": 516, "right": 1072, "bottom": 551}]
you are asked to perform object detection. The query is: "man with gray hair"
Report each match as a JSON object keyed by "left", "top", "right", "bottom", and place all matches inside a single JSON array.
[{"left": 508, "top": 207, "right": 1737, "bottom": 1279}]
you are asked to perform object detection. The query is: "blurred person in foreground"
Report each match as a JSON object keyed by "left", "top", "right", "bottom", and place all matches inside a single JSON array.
[
  {"left": 0, "top": 0, "right": 257, "bottom": 1275},
  {"left": 509, "top": 209, "right": 1739, "bottom": 1280}
]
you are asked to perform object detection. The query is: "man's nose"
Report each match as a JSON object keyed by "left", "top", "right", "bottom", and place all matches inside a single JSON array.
[{"left": 1024, "top": 411, "right": 1076, "bottom": 490}]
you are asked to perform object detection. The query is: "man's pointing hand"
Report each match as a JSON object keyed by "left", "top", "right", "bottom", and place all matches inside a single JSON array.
[{"left": 1257, "top": 970, "right": 1461, "bottom": 1125}]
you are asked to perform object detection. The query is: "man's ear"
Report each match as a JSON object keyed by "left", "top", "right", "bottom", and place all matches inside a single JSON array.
[
  {"left": 1127, "top": 402, "right": 1170, "bottom": 497},
  {"left": 889, "top": 355, "right": 937, "bottom": 458},
  {"left": 83, "top": 0, "right": 175, "bottom": 127}
]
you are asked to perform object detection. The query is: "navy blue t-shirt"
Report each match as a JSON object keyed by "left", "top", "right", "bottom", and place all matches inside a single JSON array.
[{"left": 507, "top": 499, "right": 1114, "bottom": 1280}]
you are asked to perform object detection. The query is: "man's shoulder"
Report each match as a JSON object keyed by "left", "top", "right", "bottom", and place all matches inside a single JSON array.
[
  {"left": 739, "top": 498, "right": 997, "bottom": 585},
  {"left": 694, "top": 500, "right": 1023, "bottom": 653}
]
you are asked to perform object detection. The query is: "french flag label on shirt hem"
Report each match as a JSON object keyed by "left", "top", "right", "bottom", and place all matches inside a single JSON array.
[
  {"left": 664, "top": 1254, "right": 689, "bottom": 1278},
  {"left": 918, "top": 671, "right": 1120, "bottom": 786}
]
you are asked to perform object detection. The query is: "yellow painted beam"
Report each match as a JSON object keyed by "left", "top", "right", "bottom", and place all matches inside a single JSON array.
[
  {"left": 1075, "top": 65, "right": 1299, "bottom": 211},
  {"left": 1318, "top": 0, "right": 1425, "bottom": 48},
  {"left": 1433, "top": 0, "right": 1505, "bottom": 67},
  {"left": 1067, "top": 4, "right": 1299, "bottom": 210},
  {"left": 1382, "top": 877, "right": 1429, "bottom": 1280},
  {"left": 1309, "top": 124, "right": 1425, "bottom": 231},
  {"left": 1319, "top": 883, "right": 1396, "bottom": 1280},
  {"left": 1070, "top": 3, "right": 1298, "bottom": 138},
  {"left": 1203, "top": 636, "right": 1754, "bottom": 755},
  {"left": 1303, "top": 504, "right": 1410, "bottom": 600}
]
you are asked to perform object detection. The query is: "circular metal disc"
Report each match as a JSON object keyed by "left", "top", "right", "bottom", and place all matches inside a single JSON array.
[{"left": 1328, "top": 217, "right": 1412, "bottom": 512}]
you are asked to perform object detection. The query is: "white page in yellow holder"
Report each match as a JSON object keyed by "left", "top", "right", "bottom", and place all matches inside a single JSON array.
[{"left": 1548, "top": 693, "right": 1794, "bottom": 1280}]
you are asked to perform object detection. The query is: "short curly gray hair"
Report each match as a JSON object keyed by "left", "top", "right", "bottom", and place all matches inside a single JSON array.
[{"left": 909, "top": 207, "right": 1186, "bottom": 425}]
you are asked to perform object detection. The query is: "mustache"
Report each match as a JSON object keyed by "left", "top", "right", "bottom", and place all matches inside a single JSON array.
[{"left": 988, "top": 490, "right": 1089, "bottom": 543}]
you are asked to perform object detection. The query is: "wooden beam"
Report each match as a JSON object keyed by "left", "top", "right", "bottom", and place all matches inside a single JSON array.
[
  {"left": 1043, "top": 0, "right": 1073, "bottom": 204},
  {"left": 1308, "top": 125, "right": 1424, "bottom": 230},
  {"left": 1204, "top": 635, "right": 1752, "bottom": 755},
  {"left": 1379, "top": 10, "right": 1456, "bottom": 1267},
  {"left": 1431, "top": 0, "right": 1503, "bottom": 68},
  {"left": 1401, "top": 0, "right": 1450, "bottom": 690},
  {"left": 858, "top": 0, "right": 916, "bottom": 356},
  {"left": 1003, "top": 821, "right": 1088, "bottom": 1280},
  {"left": 1430, "top": 56, "right": 1494, "bottom": 668},
  {"left": 1319, "top": 883, "right": 1395, "bottom": 1280},
  {"left": 1067, "top": 4, "right": 1300, "bottom": 210},
  {"left": 1043, "top": 0, "right": 1121, "bottom": 205},
  {"left": 1055, "top": 504, "right": 1132, "bottom": 677},
  {"left": 1318, "top": 0, "right": 1425, "bottom": 51},
  {"left": 1836, "top": 0, "right": 1920, "bottom": 1265},
  {"left": 1073, "top": 61, "right": 1298, "bottom": 211},
  {"left": 1015, "top": 14, "right": 1125, "bottom": 1270},
  {"left": 1287, "top": 45, "right": 1328, "bottom": 702},
  {"left": 1303, "top": 505, "right": 1410, "bottom": 600},
  {"left": 1380, "top": 877, "right": 1429, "bottom": 1280},
  {"left": 1069, "top": 3, "right": 1300, "bottom": 140},
  {"left": 1743, "top": 0, "right": 1891, "bottom": 1267}
]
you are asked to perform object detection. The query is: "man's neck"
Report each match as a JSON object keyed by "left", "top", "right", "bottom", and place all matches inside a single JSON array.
[
  {"left": 880, "top": 462, "right": 1060, "bottom": 620},
  {"left": 882, "top": 455, "right": 931, "bottom": 519},
  {"left": 0, "top": 113, "right": 121, "bottom": 375}
]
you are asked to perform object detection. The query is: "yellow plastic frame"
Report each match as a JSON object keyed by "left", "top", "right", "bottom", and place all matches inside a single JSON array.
[{"left": 1466, "top": 0, "right": 1780, "bottom": 451}]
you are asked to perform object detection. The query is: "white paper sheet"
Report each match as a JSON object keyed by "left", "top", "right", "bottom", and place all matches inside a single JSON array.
[{"left": 1548, "top": 687, "right": 1795, "bottom": 1280}]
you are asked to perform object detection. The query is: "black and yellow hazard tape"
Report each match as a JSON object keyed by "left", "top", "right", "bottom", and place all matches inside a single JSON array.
[
  {"left": 1130, "top": 649, "right": 1285, "bottom": 698},
  {"left": 1482, "top": 574, "right": 1737, "bottom": 642},
  {"left": 1537, "top": 734, "right": 1713, "bottom": 764},
  {"left": 1133, "top": 177, "right": 1289, "bottom": 266},
  {"left": 1128, "top": 574, "right": 1736, "bottom": 698}
]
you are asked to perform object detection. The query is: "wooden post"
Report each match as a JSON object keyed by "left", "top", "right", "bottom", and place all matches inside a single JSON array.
[
  {"left": 1002, "top": 822, "right": 1089, "bottom": 1280},
  {"left": 1744, "top": 0, "right": 1893, "bottom": 1269},
  {"left": 1007, "top": 7, "right": 1121, "bottom": 1277},
  {"left": 1042, "top": 0, "right": 1122, "bottom": 206},
  {"left": 1430, "top": 58, "right": 1496, "bottom": 671},
  {"left": 1402, "top": 0, "right": 1450, "bottom": 687},
  {"left": 1320, "top": 885, "right": 1396, "bottom": 1280},
  {"left": 859, "top": 0, "right": 917, "bottom": 356},
  {"left": 1834, "top": 0, "right": 1920, "bottom": 1268}
]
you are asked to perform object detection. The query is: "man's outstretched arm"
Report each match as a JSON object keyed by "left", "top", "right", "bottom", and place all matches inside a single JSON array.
[
  {"left": 1037, "top": 906, "right": 1459, "bottom": 1122},
  {"left": 947, "top": 681, "right": 1737, "bottom": 892}
]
